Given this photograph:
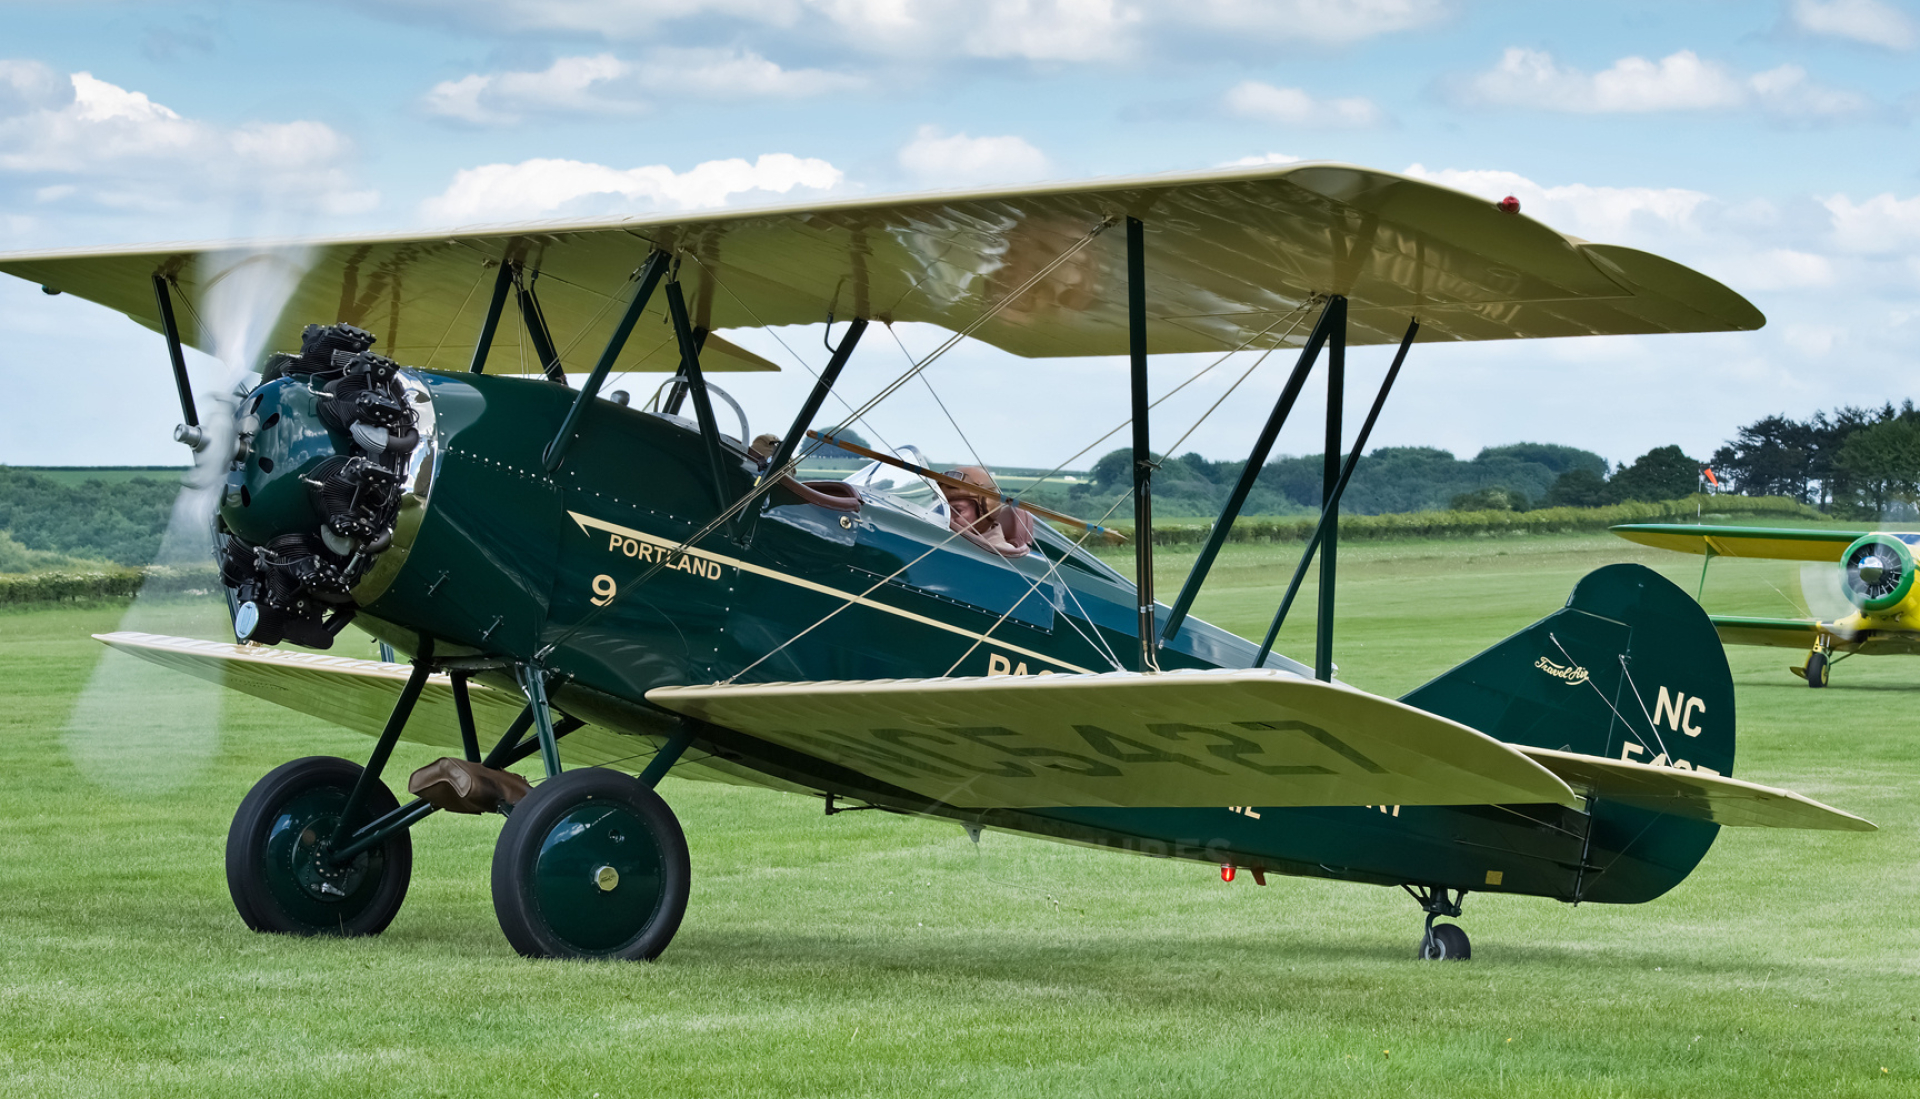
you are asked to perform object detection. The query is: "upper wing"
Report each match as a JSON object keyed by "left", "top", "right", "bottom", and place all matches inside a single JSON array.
[
  {"left": 1612, "top": 523, "right": 1865, "bottom": 561},
  {"left": 0, "top": 163, "right": 1762, "bottom": 369},
  {"left": 1520, "top": 746, "right": 1873, "bottom": 831},
  {"left": 647, "top": 669, "right": 1579, "bottom": 810}
]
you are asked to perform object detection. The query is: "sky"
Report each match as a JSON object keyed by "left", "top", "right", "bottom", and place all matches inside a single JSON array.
[{"left": 0, "top": 0, "right": 1916, "bottom": 473}]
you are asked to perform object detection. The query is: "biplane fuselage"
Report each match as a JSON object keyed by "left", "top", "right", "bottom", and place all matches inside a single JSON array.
[{"left": 270, "top": 366, "right": 1711, "bottom": 908}]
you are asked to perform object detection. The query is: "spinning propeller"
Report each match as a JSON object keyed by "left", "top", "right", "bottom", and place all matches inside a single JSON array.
[
  {"left": 1841, "top": 537, "right": 1913, "bottom": 612},
  {"left": 63, "top": 249, "right": 314, "bottom": 796}
]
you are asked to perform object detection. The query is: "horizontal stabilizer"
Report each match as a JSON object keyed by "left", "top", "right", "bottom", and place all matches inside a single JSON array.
[
  {"left": 647, "top": 669, "right": 1578, "bottom": 810},
  {"left": 94, "top": 632, "right": 656, "bottom": 772},
  {"left": 1612, "top": 523, "right": 1865, "bottom": 562},
  {"left": 1519, "top": 746, "right": 1873, "bottom": 831}
]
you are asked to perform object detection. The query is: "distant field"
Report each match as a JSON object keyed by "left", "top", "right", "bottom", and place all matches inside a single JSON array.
[
  {"left": 0, "top": 534, "right": 1912, "bottom": 1097},
  {"left": 12, "top": 466, "right": 187, "bottom": 486}
]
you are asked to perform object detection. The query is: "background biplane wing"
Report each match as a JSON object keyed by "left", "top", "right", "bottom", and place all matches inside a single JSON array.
[
  {"left": 1519, "top": 746, "right": 1873, "bottom": 831},
  {"left": 1612, "top": 523, "right": 1865, "bottom": 561},
  {"left": 94, "top": 631, "right": 769, "bottom": 786},
  {"left": 1706, "top": 615, "right": 1825, "bottom": 649},
  {"left": 646, "top": 670, "right": 1580, "bottom": 811},
  {"left": 0, "top": 163, "right": 1762, "bottom": 372}
]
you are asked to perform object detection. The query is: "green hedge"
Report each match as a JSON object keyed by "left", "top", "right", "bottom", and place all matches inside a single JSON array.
[
  {"left": 1107, "top": 494, "right": 1827, "bottom": 547},
  {"left": 0, "top": 564, "right": 222, "bottom": 605}
]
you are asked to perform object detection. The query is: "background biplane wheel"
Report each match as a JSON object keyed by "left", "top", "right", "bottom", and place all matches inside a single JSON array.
[
  {"left": 225, "top": 756, "right": 413, "bottom": 937},
  {"left": 1418, "top": 923, "right": 1471, "bottom": 961},
  {"left": 1805, "top": 652, "right": 1829, "bottom": 689},
  {"left": 490, "top": 768, "right": 690, "bottom": 961}
]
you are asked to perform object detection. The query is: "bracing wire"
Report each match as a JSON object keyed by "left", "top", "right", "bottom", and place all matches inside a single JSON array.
[{"left": 421, "top": 265, "right": 489, "bottom": 371}]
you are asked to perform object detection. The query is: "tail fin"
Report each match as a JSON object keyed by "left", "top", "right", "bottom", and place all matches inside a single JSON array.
[
  {"left": 1402, "top": 563, "right": 1734, "bottom": 903},
  {"left": 1403, "top": 563, "right": 1734, "bottom": 776}
]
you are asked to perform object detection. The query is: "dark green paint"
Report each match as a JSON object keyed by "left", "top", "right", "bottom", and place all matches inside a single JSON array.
[
  {"left": 532, "top": 802, "right": 670, "bottom": 952},
  {"left": 221, "top": 379, "right": 350, "bottom": 546},
  {"left": 261, "top": 786, "right": 392, "bottom": 927},
  {"left": 233, "top": 368, "right": 1737, "bottom": 908}
]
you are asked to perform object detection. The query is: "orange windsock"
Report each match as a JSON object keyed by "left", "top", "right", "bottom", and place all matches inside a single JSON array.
[{"left": 1703, "top": 467, "right": 1719, "bottom": 487}]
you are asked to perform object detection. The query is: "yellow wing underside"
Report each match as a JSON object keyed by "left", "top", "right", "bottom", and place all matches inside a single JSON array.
[{"left": 1, "top": 163, "right": 1763, "bottom": 371}]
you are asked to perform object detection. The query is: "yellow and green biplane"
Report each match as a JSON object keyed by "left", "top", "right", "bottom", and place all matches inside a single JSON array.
[{"left": 1613, "top": 524, "right": 1920, "bottom": 687}]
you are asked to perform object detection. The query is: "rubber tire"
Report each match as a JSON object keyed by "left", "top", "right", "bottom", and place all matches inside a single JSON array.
[
  {"left": 226, "top": 755, "right": 412, "bottom": 937},
  {"left": 1419, "top": 922, "right": 1471, "bottom": 961},
  {"left": 1806, "top": 652, "right": 1829, "bottom": 689},
  {"left": 491, "top": 768, "right": 690, "bottom": 961}
]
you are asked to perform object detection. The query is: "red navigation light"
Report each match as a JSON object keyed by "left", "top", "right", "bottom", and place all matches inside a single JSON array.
[
  {"left": 1497, "top": 196, "right": 1521, "bottom": 215},
  {"left": 1220, "top": 864, "right": 1236, "bottom": 882}
]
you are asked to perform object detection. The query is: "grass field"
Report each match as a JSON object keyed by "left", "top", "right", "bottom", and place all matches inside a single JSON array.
[{"left": 1, "top": 533, "right": 1914, "bottom": 1097}]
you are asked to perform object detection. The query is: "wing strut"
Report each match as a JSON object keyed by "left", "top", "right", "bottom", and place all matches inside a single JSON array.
[
  {"left": 515, "top": 267, "right": 567, "bottom": 385},
  {"left": 760, "top": 316, "right": 870, "bottom": 488},
  {"left": 1315, "top": 297, "right": 1348, "bottom": 682},
  {"left": 1161, "top": 296, "right": 1341, "bottom": 641},
  {"left": 467, "top": 259, "right": 516, "bottom": 375},
  {"left": 543, "top": 250, "right": 669, "bottom": 472},
  {"left": 665, "top": 276, "right": 737, "bottom": 536},
  {"left": 1126, "top": 216, "right": 1158, "bottom": 673},
  {"left": 151, "top": 273, "right": 198, "bottom": 435},
  {"left": 1256, "top": 312, "right": 1419, "bottom": 669}
]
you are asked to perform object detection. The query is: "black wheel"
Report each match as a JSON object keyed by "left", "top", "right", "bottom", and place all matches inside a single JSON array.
[
  {"left": 226, "top": 756, "right": 412, "bottom": 937},
  {"left": 1418, "top": 922, "right": 1471, "bottom": 960},
  {"left": 1806, "top": 652, "right": 1829, "bottom": 689},
  {"left": 491, "top": 768, "right": 690, "bottom": 961}
]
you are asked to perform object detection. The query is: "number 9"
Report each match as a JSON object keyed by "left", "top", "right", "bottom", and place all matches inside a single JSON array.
[{"left": 591, "top": 574, "right": 616, "bottom": 607}]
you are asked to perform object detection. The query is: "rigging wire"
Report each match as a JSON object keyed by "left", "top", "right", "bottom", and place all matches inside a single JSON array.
[
  {"left": 536, "top": 223, "right": 1115, "bottom": 660},
  {"left": 420, "top": 265, "right": 489, "bottom": 372}
]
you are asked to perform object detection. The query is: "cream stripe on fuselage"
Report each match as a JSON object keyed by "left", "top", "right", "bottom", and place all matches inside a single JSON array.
[{"left": 566, "top": 511, "right": 1093, "bottom": 674}]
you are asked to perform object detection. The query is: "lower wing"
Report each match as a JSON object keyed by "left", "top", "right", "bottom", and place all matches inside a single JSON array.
[
  {"left": 1710, "top": 615, "right": 1823, "bottom": 649},
  {"left": 648, "top": 670, "right": 1581, "bottom": 810}
]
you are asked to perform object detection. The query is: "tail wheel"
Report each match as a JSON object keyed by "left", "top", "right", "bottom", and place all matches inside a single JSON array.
[
  {"left": 1806, "top": 652, "right": 1829, "bottom": 689},
  {"left": 226, "top": 756, "right": 412, "bottom": 936},
  {"left": 1419, "top": 922, "right": 1471, "bottom": 960},
  {"left": 491, "top": 767, "right": 690, "bottom": 961}
]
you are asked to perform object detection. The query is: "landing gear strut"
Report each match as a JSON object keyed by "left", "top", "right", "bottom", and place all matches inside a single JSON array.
[
  {"left": 1801, "top": 634, "right": 1833, "bottom": 689},
  {"left": 1404, "top": 884, "right": 1470, "bottom": 960}
]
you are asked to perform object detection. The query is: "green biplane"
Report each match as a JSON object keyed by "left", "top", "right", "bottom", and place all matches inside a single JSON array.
[
  {"left": 0, "top": 163, "right": 1872, "bottom": 965},
  {"left": 1614, "top": 523, "right": 1920, "bottom": 687}
]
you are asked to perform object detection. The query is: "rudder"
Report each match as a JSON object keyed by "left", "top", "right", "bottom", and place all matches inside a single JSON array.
[{"left": 1401, "top": 563, "right": 1733, "bottom": 903}]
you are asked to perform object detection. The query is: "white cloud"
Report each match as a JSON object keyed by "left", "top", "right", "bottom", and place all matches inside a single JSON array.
[
  {"left": 1740, "top": 248, "right": 1838, "bottom": 290},
  {"left": 341, "top": 0, "right": 1442, "bottom": 62},
  {"left": 0, "top": 63, "right": 375, "bottom": 219},
  {"left": 1219, "top": 152, "right": 1304, "bottom": 167},
  {"left": 424, "top": 50, "right": 863, "bottom": 125},
  {"left": 1789, "top": 0, "right": 1917, "bottom": 49},
  {"left": 424, "top": 54, "right": 633, "bottom": 125},
  {"left": 1402, "top": 164, "right": 1711, "bottom": 244},
  {"left": 961, "top": 0, "right": 1142, "bottom": 61},
  {"left": 897, "top": 126, "right": 1049, "bottom": 185},
  {"left": 1452, "top": 47, "right": 1868, "bottom": 118},
  {"left": 1223, "top": 81, "right": 1383, "bottom": 126},
  {"left": 420, "top": 152, "right": 844, "bottom": 223},
  {"left": 1822, "top": 192, "right": 1920, "bottom": 252},
  {"left": 1186, "top": 0, "right": 1447, "bottom": 43}
]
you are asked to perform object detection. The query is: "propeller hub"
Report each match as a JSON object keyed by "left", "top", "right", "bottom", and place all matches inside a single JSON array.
[{"left": 1858, "top": 556, "right": 1885, "bottom": 585}]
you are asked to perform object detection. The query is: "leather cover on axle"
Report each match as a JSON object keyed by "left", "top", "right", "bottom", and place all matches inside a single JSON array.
[{"left": 408, "top": 757, "right": 531, "bottom": 814}]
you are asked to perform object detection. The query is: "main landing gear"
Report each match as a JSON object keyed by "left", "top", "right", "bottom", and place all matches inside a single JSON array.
[
  {"left": 223, "top": 646, "right": 697, "bottom": 960},
  {"left": 1404, "top": 884, "right": 1470, "bottom": 960},
  {"left": 1795, "top": 635, "right": 1835, "bottom": 689}
]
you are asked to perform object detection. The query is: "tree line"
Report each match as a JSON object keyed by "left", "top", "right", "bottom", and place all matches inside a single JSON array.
[{"left": 1707, "top": 401, "right": 1920, "bottom": 519}]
